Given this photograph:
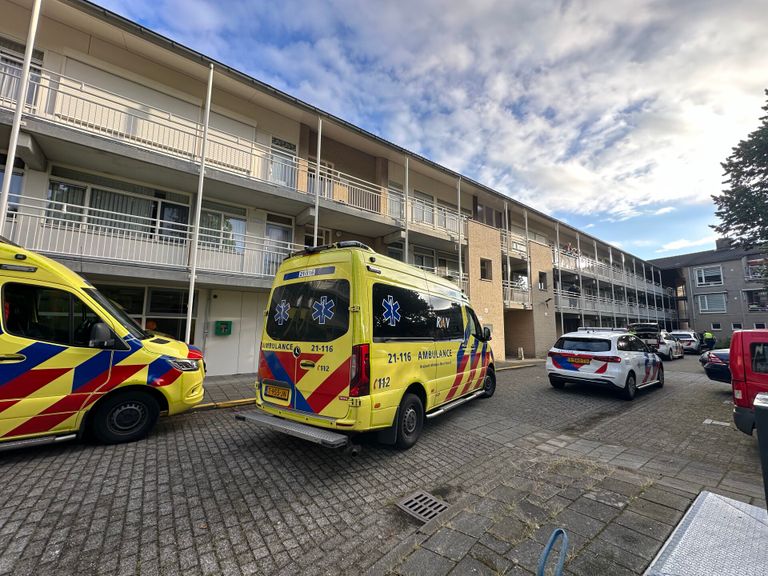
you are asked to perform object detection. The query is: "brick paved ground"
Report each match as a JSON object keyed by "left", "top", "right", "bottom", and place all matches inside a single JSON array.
[{"left": 0, "top": 356, "right": 762, "bottom": 575}]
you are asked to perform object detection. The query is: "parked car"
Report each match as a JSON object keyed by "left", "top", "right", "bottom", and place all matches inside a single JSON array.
[
  {"left": 699, "top": 349, "right": 731, "bottom": 383},
  {"left": 669, "top": 331, "right": 701, "bottom": 354},
  {"left": 546, "top": 329, "right": 664, "bottom": 400},
  {"left": 659, "top": 331, "right": 684, "bottom": 360},
  {"left": 731, "top": 329, "right": 768, "bottom": 435}
]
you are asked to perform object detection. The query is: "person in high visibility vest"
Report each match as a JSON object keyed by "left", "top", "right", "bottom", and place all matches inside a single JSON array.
[{"left": 703, "top": 330, "right": 716, "bottom": 350}]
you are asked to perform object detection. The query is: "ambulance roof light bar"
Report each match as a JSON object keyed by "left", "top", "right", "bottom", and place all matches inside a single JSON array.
[{"left": 287, "top": 241, "right": 372, "bottom": 260}]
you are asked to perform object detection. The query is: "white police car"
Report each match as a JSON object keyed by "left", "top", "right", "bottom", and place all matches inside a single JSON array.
[{"left": 546, "top": 328, "right": 664, "bottom": 400}]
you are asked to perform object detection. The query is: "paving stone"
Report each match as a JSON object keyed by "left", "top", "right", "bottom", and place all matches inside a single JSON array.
[
  {"left": 639, "top": 486, "right": 694, "bottom": 512},
  {"left": 552, "top": 508, "right": 605, "bottom": 539},
  {"left": 468, "top": 543, "right": 514, "bottom": 574},
  {"left": 626, "top": 498, "right": 684, "bottom": 526},
  {"left": 566, "top": 550, "right": 638, "bottom": 576},
  {"left": 597, "top": 523, "right": 663, "bottom": 561},
  {"left": 448, "top": 555, "right": 496, "bottom": 575},
  {"left": 584, "top": 537, "right": 649, "bottom": 573},
  {"left": 489, "top": 516, "right": 528, "bottom": 543},
  {"left": 449, "top": 512, "right": 494, "bottom": 538},
  {"left": 615, "top": 510, "right": 675, "bottom": 541},
  {"left": 421, "top": 528, "right": 475, "bottom": 563},
  {"left": 568, "top": 497, "right": 621, "bottom": 523},
  {"left": 476, "top": 533, "right": 512, "bottom": 556},
  {"left": 583, "top": 489, "right": 628, "bottom": 509},
  {"left": 506, "top": 538, "right": 547, "bottom": 573},
  {"left": 398, "top": 548, "right": 455, "bottom": 576}
]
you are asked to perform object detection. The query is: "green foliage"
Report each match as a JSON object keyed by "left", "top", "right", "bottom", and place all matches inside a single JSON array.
[{"left": 712, "top": 89, "right": 768, "bottom": 256}]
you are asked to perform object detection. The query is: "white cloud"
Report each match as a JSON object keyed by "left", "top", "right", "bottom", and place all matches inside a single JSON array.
[
  {"left": 655, "top": 235, "right": 717, "bottom": 253},
  {"left": 98, "top": 0, "right": 768, "bottom": 231}
]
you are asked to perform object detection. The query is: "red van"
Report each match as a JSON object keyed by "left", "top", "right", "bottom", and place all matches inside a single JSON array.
[{"left": 730, "top": 329, "right": 768, "bottom": 435}]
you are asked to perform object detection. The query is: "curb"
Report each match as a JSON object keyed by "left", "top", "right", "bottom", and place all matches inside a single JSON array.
[
  {"left": 496, "top": 362, "right": 543, "bottom": 372},
  {"left": 193, "top": 398, "right": 256, "bottom": 411}
]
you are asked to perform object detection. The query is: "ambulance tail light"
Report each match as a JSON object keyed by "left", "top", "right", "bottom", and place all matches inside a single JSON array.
[
  {"left": 350, "top": 344, "right": 370, "bottom": 397},
  {"left": 257, "top": 349, "right": 268, "bottom": 384}
]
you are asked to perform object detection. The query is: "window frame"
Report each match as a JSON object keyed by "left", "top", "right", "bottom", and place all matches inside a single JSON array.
[
  {"left": 695, "top": 265, "right": 723, "bottom": 287},
  {"left": 696, "top": 292, "right": 727, "bottom": 313},
  {"left": 480, "top": 258, "right": 493, "bottom": 281}
]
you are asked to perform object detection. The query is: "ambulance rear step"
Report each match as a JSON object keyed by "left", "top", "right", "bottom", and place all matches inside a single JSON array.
[
  {"left": 0, "top": 433, "right": 77, "bottom": 452},
  {"left": 236, "top": 411, "right": 349, "bottom": 448},
  {"left": 426, "top": 390, "right": 485, "bottom": 419}
]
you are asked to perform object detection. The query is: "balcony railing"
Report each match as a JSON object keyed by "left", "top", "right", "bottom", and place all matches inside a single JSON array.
[
  {"left": 4, "top": 199, "right": 303, "bottom": 278},
  {"left": 0, "top": 61, "right": 466, "bottom": 238},
  {"left": 502, "top": 279, "right": 530, "bottom": 306},
  {"left": 553, "top": 289, "right": 676, "bottom": 321},
  {"left": 414, "top": 264, "right": 467, "bottom": 291},
  {"left": 500, "top": 230, "right": 527, "bottom": 259}
]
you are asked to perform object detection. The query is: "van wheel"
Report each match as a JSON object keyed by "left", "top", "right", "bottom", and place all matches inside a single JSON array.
[
  {"left": 622, "top": 372, "right": 637, "bottom": 401},
  {"left": 395, "top": 393, "right": 424, "bottom": 450},
  {"left": 90, "top": 391, "right": 160, "bottom": 444},
  {"left": 481, "top": 370, "right": 496, "bottom": 398},
  {"left": 657, "top": 365, "right": 665, "bottom": 388}
]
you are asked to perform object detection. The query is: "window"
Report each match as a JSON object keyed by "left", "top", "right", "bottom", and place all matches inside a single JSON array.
[
  {"left": 755, "top": 323, "right": 766, "bottom": 329},
  {"left": 555, "top": 338, "right": 611, "bottom": 352},
  {"left": 387, "top": 181, "right": 404, "bottom": 219},
  {"left": 697, "top": 293, "right": 726, "bottom": 313},
  {"left": 695, "top": 266, "right": 723, "bottom": 286},
  {"left": 0, "top": 47, "right": 42, "bottom": 108},
  {"left": 431, "top": 295, "right": 464, "bottom": 340},
  {"left": 751, "top": 342, "right": 768, "bottom": 374},
  {"left": 413, "top": 248, "right": 435, "bottom": 271},
  {"left": 270, "top": 137, "right": 297, "bottom": 187},
  {"left": 303, "top": 225, "right": 331, "bottom": 248},
  {"left": 386, "top": 243, "right": 403, "bottom": 262},
  {"left": 264, "top": 216, "right": 294, "bottom": 275},
  {"left": 745, "top": 258, "right": 765, "bottom": 280},
  {"left": 538, "top": 272, "right": 548, "bottom": 291},
  {"left": 480, "top": 259, "right": 492, "bottom": 280},
  {"left": 745, "top": 289, "right": 768, "bottom": 312},
  {"left": 711, "top": 323, "right": 722, "bottom": 331},
  {"left": 732, "top": 323, "right": 743, "bottom": 330},
  {"left": 0, "top": 155, "right": 24, "bottom": 215},
  {"left": 3, "top": 282, "right": 102, "bottom": 347},
  {"left": 412, "top": 191, "right": 434, "bottom": 225},
  {"left": 372, "top": 283, "right": 431, "bottom": 341},
  {"left": 200, "top": 201, "right": 247, "bottom": 253},
  {"left": 267, "top": 279, "right": 350, "bottom": 343},
  {"left": 476, "top": 203, "right": 502, "bottom": 228}
]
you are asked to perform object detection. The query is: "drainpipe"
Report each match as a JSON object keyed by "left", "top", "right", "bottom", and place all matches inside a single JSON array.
[
  {"left": 184, "top": 63, "right": 214, "bottom": 344},
  {"left": 313, "top": 117, "right": 322, "bottom": 246},
  {"left": 404, "top": 156, "right": 409, "bottom": 264},
  {"left": 504, "top": 201, "right": 511, "bottom": 305},
  {"left": 576, "top": 233, "right": 584, "bottom": 326},
  {"left": 633, "top": 258, "right": 640, "bottom": 322},
  {"left": 457, "top": 176, "right": 462, "bottom": 285},
  {"left": 524, "top": 209, "right": 531, "bottom": 306},
  {"left": 653, "top": 267, "right": 660, "bottom": 325},
  {"left": 608, "top": 247, "right": 617, "bottom": 328},
  {"left": 594, "top": 239, "right": 602, "bottom": 327},
  {"left": 556, "top": 222, "right": 564, "bottom": 334},
  {"left": 0, "top": 0, "right": 42, "bottom": 229},
  {"left": 621, "top": 252, "right": 627, "bottom": 326},
  {"left": 642, "top": 262, "right": 650, "bottom": 321}
]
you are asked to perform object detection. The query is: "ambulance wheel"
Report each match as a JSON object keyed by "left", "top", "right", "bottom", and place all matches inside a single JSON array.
[
  {"left": 395, "top": 393, "right": 423, "bottom": 450},
  {"left": 90, "top": 391, "right": 160, "bottom": 444},
  {"left": 481, "top": 370, "right": 496, "bottom": 398},
  {"left": 657, "top": 366, "right": 665, "bottom": 388},
  {"left": 622, "top": 372, "right": 637, "bottom": 401}
]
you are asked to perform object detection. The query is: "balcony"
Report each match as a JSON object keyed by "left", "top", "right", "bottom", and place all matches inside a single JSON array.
[
  {"left": 551, "top": 248, "right": 666, "bottom": 295},
  {"left": 0, "top": 60, "right": 465, "bottom": 240},
  {"left": 4, "top": 199, "right": 303, "bottom": 279},
  {"left": 500, "top": 230, "right": 527, "bottom": 259},
  {"left": 502, "top": 279, "right": 530, "bottom": 307},
  {"left": 414, "top": 264, "right": 467, "bottom": 291},
  {"left": 553, "top": 289, "right": 676, "bottom": 321}
]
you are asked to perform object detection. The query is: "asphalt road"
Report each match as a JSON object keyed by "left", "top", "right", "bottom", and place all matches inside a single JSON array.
[{"left": 0, "top": 356, "right": 760, "bottom": 575}]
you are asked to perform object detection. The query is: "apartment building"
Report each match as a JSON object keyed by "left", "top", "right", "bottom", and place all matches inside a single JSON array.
[
  {"left": 0, "top": 0, "right": 677, "bottom": 375},
  {"left": 652, "top": 239, "right": 768, "bottom": 342}
]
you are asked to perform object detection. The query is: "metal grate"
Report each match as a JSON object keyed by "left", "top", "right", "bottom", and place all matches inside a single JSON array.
[{"left": 397, "top": 490, "right": 450, "bottom": 523}]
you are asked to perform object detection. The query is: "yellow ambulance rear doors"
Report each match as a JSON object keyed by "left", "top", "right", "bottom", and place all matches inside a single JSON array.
[{"left": 260, "top": 256, "right": 354, "bottom": 420}]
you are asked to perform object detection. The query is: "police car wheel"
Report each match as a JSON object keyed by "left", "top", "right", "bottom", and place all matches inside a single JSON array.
[
  {"left": 91, "top": 392, "right": 160, "bottom": 444},
  {"left": 395, "top": 393, "right": 423, "bottom": 450},
  {"left": 622, "top": 372, "right": 637, "bottom": 401},
  {"left": 481, "top": 370, "right": 496, "bottom": 398},
  {"left": 549, "top": 376, "right": 565, "bottom": 389},
  {"left": 657, "top": 365, "right": 664, "bottom": 388}
]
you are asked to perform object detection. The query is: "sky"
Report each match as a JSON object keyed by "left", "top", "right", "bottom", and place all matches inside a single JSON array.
[{"left": 97, "top": 0, "right": 768, "bottom": 260}]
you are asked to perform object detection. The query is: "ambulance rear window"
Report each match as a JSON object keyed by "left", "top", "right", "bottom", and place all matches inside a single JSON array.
[{"left": 266, "top": 279, "right": 350, "bottom": 342}]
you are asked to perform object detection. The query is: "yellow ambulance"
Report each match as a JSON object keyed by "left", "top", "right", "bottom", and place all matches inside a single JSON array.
[
  {"left": 237, "top": 241, "right": 494, "bottom": 449},
  {"left": 0, "top": 239, "right": 205, "bottom": 450}
]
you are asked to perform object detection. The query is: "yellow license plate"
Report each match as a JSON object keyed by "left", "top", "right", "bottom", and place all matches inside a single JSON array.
[
  {"left": 265, "top": 385, "right": 289, "bottom": 401},
  {"left": 569, "top": 357, "right": 591, "bottom": 365}
]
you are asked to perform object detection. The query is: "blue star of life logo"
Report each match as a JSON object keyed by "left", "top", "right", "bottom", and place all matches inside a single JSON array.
[
  {"left": 312, "top": 296, "right": 335, "bottom": 325},
  {"left": 382, "top": 295, "right": 401, "bottom": 326},
  {"left": 274, "top": 300, "right": 290, "bottom": 326}
]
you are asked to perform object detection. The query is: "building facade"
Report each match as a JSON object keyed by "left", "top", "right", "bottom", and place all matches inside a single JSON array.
[
  {"left": 652, "top": 239, "right": 768, "bottom": 343},
  {"left": 0, "top": 0, "right": 677, "bottom": 375}
]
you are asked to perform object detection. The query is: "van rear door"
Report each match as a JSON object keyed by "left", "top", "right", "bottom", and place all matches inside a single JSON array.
[
  {"left": 744, "top": 332, "right": 768, "bottom": 407},
  {"left": 262, "top": 274, "right": 352, "bottom": 420}
]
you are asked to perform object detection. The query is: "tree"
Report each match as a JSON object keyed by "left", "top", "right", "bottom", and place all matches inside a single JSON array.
[{"left": 712, "top": 89, "right": 768, "bottom": 250}]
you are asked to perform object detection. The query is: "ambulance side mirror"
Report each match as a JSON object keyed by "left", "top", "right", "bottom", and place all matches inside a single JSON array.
[
  {"left": 89, "top": 322, "right": 115, "bottom": 349},
  {"left": 483, "top": 327, "right": 492, "bottom": 341}
]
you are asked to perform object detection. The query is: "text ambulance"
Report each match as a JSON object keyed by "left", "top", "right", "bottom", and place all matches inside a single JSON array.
[
  {"left": 0, "top": 239, "right": 205, "bottom": 450},
  {"left": 237, "top": 241, "right": 494, "bottom": 449}
]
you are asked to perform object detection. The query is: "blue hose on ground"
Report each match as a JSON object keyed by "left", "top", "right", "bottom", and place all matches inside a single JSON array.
[{"left": 536, "top": 528, "right": 569, "bottom": 576}]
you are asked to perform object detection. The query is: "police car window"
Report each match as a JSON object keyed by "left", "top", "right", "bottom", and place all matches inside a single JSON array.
[
  {"left": 372, "top": 283, "right": 431, "bottom": 341},
  {"left": 617, "top": 336, "right": 630, "bottom": 351},
  {"left": 554, "top": 338, "right": 611, "bottom": 352},
  {"left": 266, "top": 279, "right": 349, "bottom": 343},
  {"left": 431, "top": 295, "right": 463, "bottom": 340},
  {"left": 3, "top": 283, "right": 101, "bottom": 347}
]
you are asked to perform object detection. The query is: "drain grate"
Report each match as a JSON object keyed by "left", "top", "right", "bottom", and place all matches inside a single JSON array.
[{"left": 396, "top": 490, "right": 450, "bottom": 523}]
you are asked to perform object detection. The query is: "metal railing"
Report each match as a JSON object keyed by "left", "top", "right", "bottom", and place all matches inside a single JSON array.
[
  {"left": 502, "top": 279, "right": 530, "bottom": 306},
  {"left": 500, "top": 230, "right": 528, "bottom": 259},
  {"left": 3, "top": 199, "right": 303, "bottom": 278},
  {"left": 0, "top": 60, "right": 469, "bottom": 239},
  {"left": 553, "top": 289, "right": 676, "bottom": 320}
]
